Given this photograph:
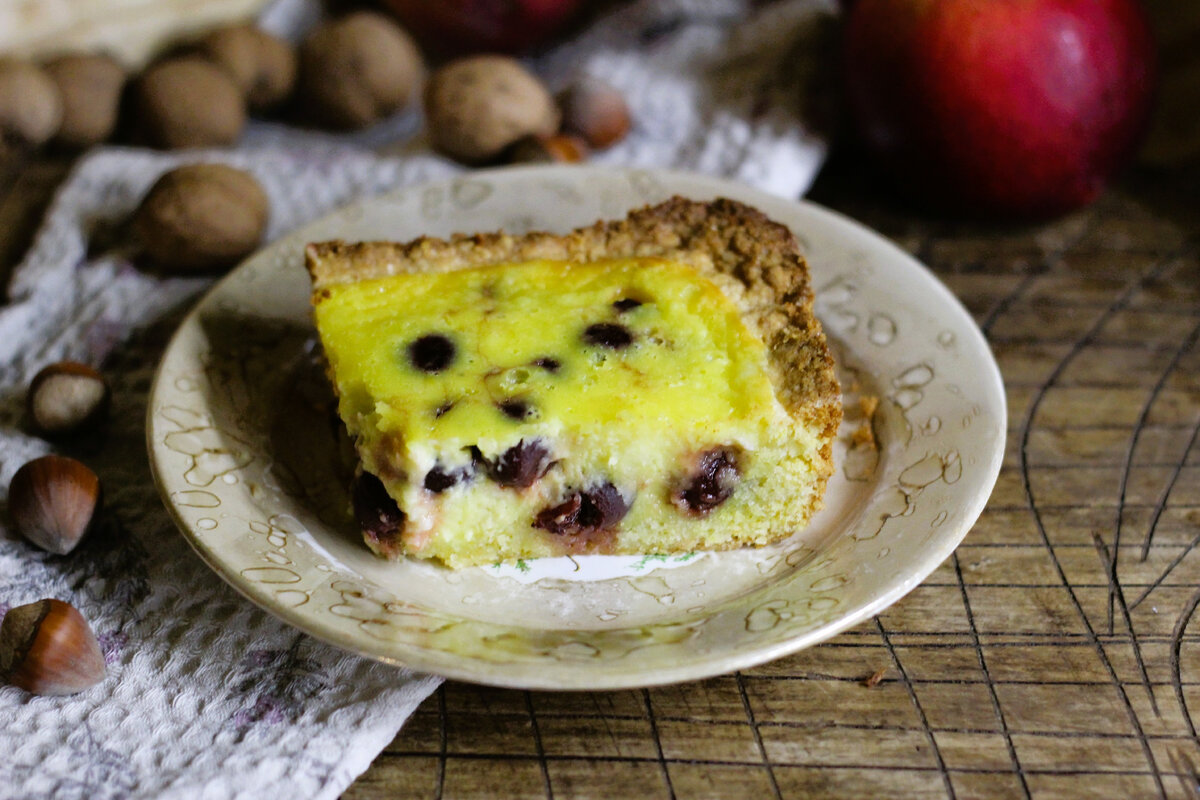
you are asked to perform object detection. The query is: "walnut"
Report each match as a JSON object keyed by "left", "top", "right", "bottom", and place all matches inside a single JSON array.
[
  {"left": 424, "top": 56, "right": 559, "bottom": 164},
  {"left": 198, "top": 24, "right": 296, "bottom": 112},
  {"left": 129, "top": 57, "right": 246, "bottom": 149},
  {"left": 132, "top": 164, "right": 268, "bottom": 273},
  {"left": 297, "top": 12, "right": 423, "bottom": 130},
  {"left": 0, "top": 59, "right": 62, "bottom": 159},
  {"left": 43, "top": 54, "right": 126, "bottom": 149}
]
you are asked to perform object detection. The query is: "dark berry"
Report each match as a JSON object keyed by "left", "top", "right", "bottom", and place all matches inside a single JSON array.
[
  {"left": 585, "top": 482, "right": 631, "bottom": 528},
  {"left": 485, "top": 439, "right": 554, "bottom": 488},
  {"left": 671, "top": 447, "right": 741, "bottom": 515},
  {"left": 535, "top": 493, "right": 583, "bottom": 534},
  {"left": 434, "top": 401, "right": 454, "bottom": 418},
  {"left": 582, "top": 322, "right": 633, "bottom": 349},
  {"left": 532, "top": 356, "right": 561, "bottom": 372},
  {"left": 352, "top": 472, "right": 405, "bottom": 544},
  {"left": 613, "top": 297, "right": 642, "bottom": 312},
  {"left": 408, "top": 334, "right": 456, "bottom": 372},
  {"left": 534, "top": 482, "right": 631, "bottom": 535},
  {"left": 424, "top": 463, "right": 473, "bottom": 493},
  {"left": 498, "top": 399, "right": 534, "bottom": 421}
]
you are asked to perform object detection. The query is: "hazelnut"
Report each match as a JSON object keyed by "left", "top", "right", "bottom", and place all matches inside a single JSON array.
[
  {"left": 129, "top": 57, "right": 246, "bottom": 149},
  {"left": 27, "top": 361, "right": 110, "bottom": 437},
  {"left": 8, "top": 455, "right": 102, "bottom": 555},
  {"left": 0, "top": 599, "right": 106, "bottom": 696},
  {"left": 43, "top": 54, "right": 126, "bottom": 149},
  {"left": 558, "top": 78, "right": 631, "bottom": 149},
  {"left": 198, "top": 25, "right": 297, "bottom": 112},
  {"left": 508, "top": 133, "right": 590, "bottom": 164},
  {"left": 425, "top": 56, "right": 559, "bottom": 164},
  {"left": 132, "top": 163, "right": 268, "bottom": 273},
  {"left": 0, "top": 59, "right": 63, "bottom": 158},
  {"left": 298, "top": 12, "right": 423, "bottom": 130}
]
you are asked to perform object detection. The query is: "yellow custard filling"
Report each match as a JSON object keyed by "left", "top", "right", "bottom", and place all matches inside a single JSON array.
[{"left": 315, "top": 256, "right": 816, "bottom": 567}]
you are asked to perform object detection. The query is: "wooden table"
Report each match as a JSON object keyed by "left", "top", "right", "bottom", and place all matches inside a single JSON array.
[
  {"left": 3, "top": 153, "right": 1198, "bottom": 799},
  {"left": 344, "top": 155, "right": 1200, "bottom": 800}
]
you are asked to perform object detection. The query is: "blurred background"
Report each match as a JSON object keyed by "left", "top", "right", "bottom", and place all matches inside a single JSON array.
[{"left": 1, "top": 0, "right": 1196, "bottom": 230}]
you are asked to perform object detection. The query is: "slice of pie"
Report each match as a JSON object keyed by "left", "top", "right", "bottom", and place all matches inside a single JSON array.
[{"left": 305, "top": 196, "right": 840, "bottom": 568}]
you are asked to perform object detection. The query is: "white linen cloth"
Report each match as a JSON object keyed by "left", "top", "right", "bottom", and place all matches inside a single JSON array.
[{"left": 0, "top": 1, "right": 834, "bottom": 797}]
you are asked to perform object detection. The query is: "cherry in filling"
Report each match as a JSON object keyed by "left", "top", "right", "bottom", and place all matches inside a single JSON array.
[
  {"left": 671, "top": 446, "right": 742, "bottom": 515},
  {"left": 582, "top": 322, "right": 633, "bottom": 348},
  {"left": 498, "top": 398, "right": 535, "bottom": 421},
  {"left": 534, "top": 482, "right": 630, "bottom": 535},
  {"left": 408, "top": 333, "right": 456, "bottom": 372},
  {"left": 424, "top": 462, "right": 474, "bottom": 493},
  {"left": 353, "top": 472, "right": 405, "bottom": 546},
  {"left": 483, "top": 439, "right": 554, "bottom": 489}
]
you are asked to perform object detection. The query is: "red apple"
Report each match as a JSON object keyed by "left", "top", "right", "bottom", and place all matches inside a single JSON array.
[
  {"left": 380, "top": 0, "right": 586, "bottom": 56},
  {"left": 843, "top": 0, "right": 1157, "bottom": 218}
]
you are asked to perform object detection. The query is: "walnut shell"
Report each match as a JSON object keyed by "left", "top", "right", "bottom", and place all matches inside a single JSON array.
[
  {"left": 198, "top": 24, "right": 296, "bottom": 111},
  {"left": 43, "top": 54, "right": 126, "bottom": 149},
  {"left": 424, "top": 56, "right": 559, "bottom": 164},
  {"left": 129, "top": 57, "right": 246, "bottom": 149},
  {"left": 133, "top": 163, "right": 268, "bottom": 273},
  {"left": 0, "top": 59, "right": 62, "bottom": 157},
  {"left": 298, "top": 11, "right": 423, "bottom": 130}
]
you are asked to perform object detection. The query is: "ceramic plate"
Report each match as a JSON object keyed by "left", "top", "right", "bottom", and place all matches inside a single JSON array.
[{"left": 147, "top": 167, "right": 1005, "bottom": 690}]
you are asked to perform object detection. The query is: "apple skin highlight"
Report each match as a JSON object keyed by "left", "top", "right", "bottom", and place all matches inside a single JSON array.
[{"left": 843, "top": 0, "right": 1157, "bottom": 219}]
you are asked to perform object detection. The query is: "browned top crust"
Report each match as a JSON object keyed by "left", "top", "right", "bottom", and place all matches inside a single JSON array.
[{"left": 305, "top": 196, "right": 841, "bottom": 469}]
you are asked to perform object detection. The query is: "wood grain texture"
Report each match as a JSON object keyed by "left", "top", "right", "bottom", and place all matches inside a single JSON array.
[
  {"left": 3, "top": 152, "right": 1198, "bottom": 800},
  {"left": 342, "top": 154, "right": 1200, "bottom": 800}
]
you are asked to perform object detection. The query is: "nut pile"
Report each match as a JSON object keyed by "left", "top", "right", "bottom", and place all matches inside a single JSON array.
[
  {"left": 0, "top": 12, "right": 420, "bottom": 156},
  {"left": 0, "top": 13, "right": 631, "bottom": 163},
  {"left": 424, "top": 57, "right": 631, "bottom": 164},
  {"left": 2, "top": 14, "right": 632, "bottom": 270},
  {"left": 3, "top": 362, "right": 114, "bottom": 696}
]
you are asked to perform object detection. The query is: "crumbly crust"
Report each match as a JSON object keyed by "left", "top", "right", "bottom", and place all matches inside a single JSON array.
[{"left": 306, "top": 196, "right": 842, "bottom": 500}]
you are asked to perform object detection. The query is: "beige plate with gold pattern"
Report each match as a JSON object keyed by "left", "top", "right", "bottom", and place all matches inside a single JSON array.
[{"left": 147, "top": 166, "right": 1005, "bottom": 690}]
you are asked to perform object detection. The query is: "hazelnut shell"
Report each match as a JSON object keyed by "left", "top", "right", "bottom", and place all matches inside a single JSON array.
[
  {"left": 199, "top": 25, "right": 297, "bottom": 111},
  {"left": 558, "top": 78, "right": 631, "bottom": 149},
  {"left": 508, "top": 133, "right": 590, "bottom": 164},
  {"left": 133, "top": 163, "right": 269, "bottom": 273},
  {"left": 298, "top": 12, "right": 423, "bottom": 130},
  {"left": 424, "top": 56, "right": 559, "bottom": 164},
  {"left": 0, "top": 59, "right": 63, "bottom": 156},
  {"left": 8, "top": 455, "right": 102, "bottom": 555},
  {"left": 0, "top": 599, "right": 106, "bottom": 696},
  {"left": 27, "top": 361, "right": 110, "bottom": 437},
  {"left": 129, "top": 57, "right": 246, "bottom": 149},
  {"left": 43, "top": 54, "right": 126, "bottom": 149}
]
